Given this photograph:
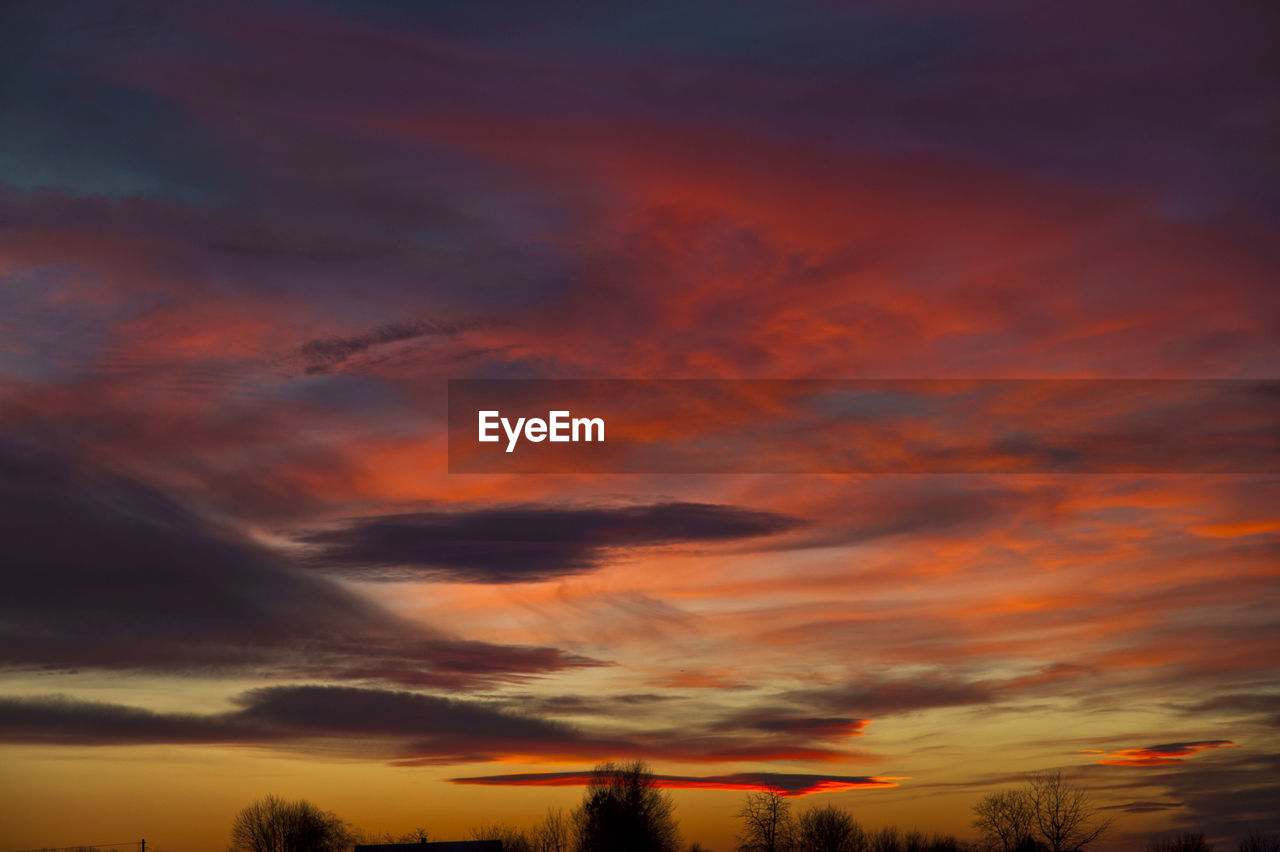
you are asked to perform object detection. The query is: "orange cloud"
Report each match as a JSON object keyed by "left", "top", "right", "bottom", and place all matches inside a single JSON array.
[
  {"left": 450, "top": 771, "right": 901, "bottom": 797},
  {"left": 1093, "top": 740, "right": 1237, "bottom": 766}
]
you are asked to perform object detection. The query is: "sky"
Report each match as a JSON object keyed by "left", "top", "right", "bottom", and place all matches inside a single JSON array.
[{"left": 1, "top": 1, "right": 1278, "bottom": 849}]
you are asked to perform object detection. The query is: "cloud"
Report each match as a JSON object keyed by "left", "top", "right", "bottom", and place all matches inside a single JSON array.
[
  {"left": 1100, "top": 749, "right": 1280, "bottom": 836},
  {"left": 234, "top": 685, "right": 588, "bottom": 762},
  {"left": 518, "top": 693, "right": 677, "bottom": 716},
  {"left": 709, "top": 711, "right": 870, "bottom": 741},
  {"left": 785, "top": 677, "right": 999, "bottom": 717},
  {"left": 780, "top": 483, "right": 1047, "bottom": 549},
  {"left": 299, "top": 502, "right": 802, "bottom": 582},
  {"left": 0, "top": 444, "right": 596, "bottom": 687},
  {"left": 1187, "top": 694, "right": 1280, "bottom": 727},
  {"left": 0, "top": 685, "right": 877, "bottom": 767},
  {"left": 449, "top": 770, "right": 900, "bottom": 797},
  {"left": 0, "top": 694, "right": 255, "bottom": 746},
  {"left": 1099, "top": 800, "right": 1184, "bottom": 814},
  {"left": 292, "top": 317, "right": 477, "bottom": 375},
  {"left": 1092, "top": 740, "right": 1237, "bottom": 766},
  {"left": 0, "top": 687, "right": 586, "bottom": 764}
]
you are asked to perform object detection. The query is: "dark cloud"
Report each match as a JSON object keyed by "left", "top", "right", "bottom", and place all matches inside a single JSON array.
[
  {"left": 0, "top": 686, "right": 587, "bottom": 764},
  {"left": 234, "top": 685, "right": 585, "bottom": 762},
  {"left": 1101, "top": 750, "right": 1280, "bottom": 838},
  {"left": 299, "top": 502, "right": 802, "bottom": 583},
  {"left": 449, "top": 770, "right": 898, "bottom": 797},
  {"left": 294, "top": 317, "right": 477, "bottom": 375},
  {"left": 711, "top": 712, "right": 870, "bottom": 740},
  {"left": 1100, "top": 800, "right": 1184, "bottom": 814},
  {"left": 0, "top": 693, "right": 254, "bottom": 746},
  {"left": 0, "top": 444, "right": 596, "bottom": 686},
  {"left": 0, "top": 685, "right": 870, "bottom": 767}
]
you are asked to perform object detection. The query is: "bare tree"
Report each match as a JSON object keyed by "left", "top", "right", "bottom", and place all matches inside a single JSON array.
[
  {"left": 794, "top": 805, "right": 865, "bottom": 852},
  {"left": 472, "top": 821, "right": 533, "bottom": 852},
  {"left": 1147, "top": 833, "right": 1212, "bottom": 852},
  {"left": 574, "top": 759, "right": 681, "bottom": 852},
  {"left": 1239, "top": 834, "right": 1280, "bottom": 852},
  {"left": 1024, "top": 772, "right": 1110, "bottom": 852},
  {"left": 532, "top": 807, "right": 574, "bottom": 852},
  {"left": 737, "top": 789, "right": 794, "bottom": 852},
  {"left": 923, "top": 835, "right": 964, "bottom": 852},
  {"left": 880, "top": 830, "right": 962, "bottom": 852},
  {"left": 902, "top": 830, "right": 927, "bottom": 852},
  {"left": 870, "top": 826, "right": 902, "bottom": 852},
  {"left": 228, "top": 794, "right": 351, "bottom": 852},
  {"left": 973, "top": 789, "right": 1036, "bottom": 852}
]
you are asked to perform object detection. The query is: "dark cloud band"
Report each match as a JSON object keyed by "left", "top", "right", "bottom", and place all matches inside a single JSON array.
[{"left": 299, "top": 501, "right": 801, "bottom": 582}]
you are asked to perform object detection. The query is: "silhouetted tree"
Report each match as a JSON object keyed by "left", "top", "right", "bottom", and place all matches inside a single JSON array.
[
  {"left": 737, "top": 789, "right": 794, "bottom": 852},
  {"left": 794, "top": 805, "right": 864, "bottom": 852},
  {"left": 973, "top": 790, "right": 1036, "bottom": 852},
  {"left": 973, "top": 773, "right": 1109, "bottom": 852},
  {"left": 472, "top": 821, "right": 533, "bottom": 852},
  {"left": 921, "top": 834, "right": 965, "bottom": 852},
  {"left": 574, "top": 760, "right": 681, "bottom": 852},
  {"left": 1024, "top": 772, "right": 1110, "bottom": 852},
  {"left": 353, "top": 826, "right": 433, "bottom": 845},
  {"left": 228, "top": 794, "right": 351, "bottom": 852},
  {"left": 1147, "top": 833, "right": 1212, "bottom": 852},
  {"left": 871, "top": 826, "right": 902, "bottom": 852},
  {"left": 902, "top": 830, "right": 927, "bottom": 852},
  {"left": 894, "top": 829, "right": 966, "bottom": 852},
  {"left": 1239, "top": 834, "right": 1280, "bottom": 852},
  {"left": 532, "top": 807, "right": 573, "bottom": 852}
]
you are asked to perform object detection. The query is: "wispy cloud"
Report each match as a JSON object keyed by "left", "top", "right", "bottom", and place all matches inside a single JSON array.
[
  {"left": 450, "top": 770, "right": 900, "bottom": 797},
  {"left": 0, "top": 686, "right": 882, "bottom": 767},
  {"left": 1089, "top": 740, "right": 1237, "bottom": 767},
  {"left": 292, "top": 317, "right": 478, "bottom": 375}
]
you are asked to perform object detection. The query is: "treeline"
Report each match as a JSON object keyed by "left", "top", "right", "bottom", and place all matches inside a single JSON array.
[
  {"left": 220, "top": 761, "right": 1280, "bottom": 852},
  {"left": 736, "top": 788, "right": 968, "bottom": 852},
  {"left": 970, "top": 771, "right": 1280, "bottom": 852},
  {"left": 1145, "top": 834, "right": 1280, "bottom": 852},
  {"left": 231, "top": 760, "right": 677, "bottom": 852}
]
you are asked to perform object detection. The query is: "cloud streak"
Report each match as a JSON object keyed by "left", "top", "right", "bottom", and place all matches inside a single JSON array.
[
  {"left": 0, "top": 686, "right": 882, "bottom": 768},
  {"left": 449, "top": 771, "right": 900, "bottom": 797},
  {"left": 300, "top": 502, "right": 802, "bottom": 582},
  {"left": 1091, "top": 740, "right": 1237, "bottom": 767},
  {"left": 293, "top": 317, "right": 478, "bottom": 375}
]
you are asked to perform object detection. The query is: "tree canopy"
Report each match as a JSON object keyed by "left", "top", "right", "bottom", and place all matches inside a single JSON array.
[
  {"left": 574, "top": 760, "right": 681, "bottom": 852},
  {"left": 228, "top": 794, "right": 351, "bottom": 852}
]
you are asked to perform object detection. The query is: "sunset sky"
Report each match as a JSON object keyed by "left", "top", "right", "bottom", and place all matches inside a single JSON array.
[{"left": 1, "top": 2, "right": 1278, "bottom": 850}]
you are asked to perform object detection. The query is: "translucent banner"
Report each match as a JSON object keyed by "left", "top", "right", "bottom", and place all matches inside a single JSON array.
[{"left": 448, "top": 380, "right": 1279, "bottom": 474}]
